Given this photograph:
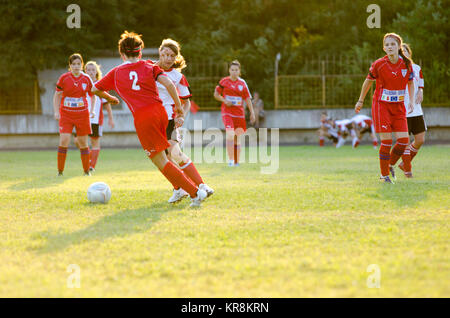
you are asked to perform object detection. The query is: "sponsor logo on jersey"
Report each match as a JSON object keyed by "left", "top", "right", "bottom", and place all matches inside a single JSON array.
[
  {"left": 402, "top": 69, "right": 407, "bottom": 77},
  {"left": 82, "top": 83, "right": 87, "bottom": 90},
  {"left": 238, "top": 85, "right": 243, "bottom": 91}
]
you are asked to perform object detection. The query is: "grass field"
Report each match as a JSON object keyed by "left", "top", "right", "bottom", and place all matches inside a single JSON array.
[{"left": 0, "top": 145, "right": 449, "bottom": 297}]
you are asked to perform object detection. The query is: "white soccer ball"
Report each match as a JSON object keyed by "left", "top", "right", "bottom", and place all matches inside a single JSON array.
[{"left": 87, "top": 182, "right": 112, "bottom": 204}]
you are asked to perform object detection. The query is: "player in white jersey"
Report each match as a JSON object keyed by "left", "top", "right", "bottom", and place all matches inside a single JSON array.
[
  {"left": 156, "top": 39, "right": 214, "bottom": 203},
  {"left": 350, "top": 114, "right": 378, "bottom": 148},
  {"left": 397, "top": 44, "right": 426, "bottom": 178},
  {"left": 74, "top": 61, "right": 115, "bottom": 172},
  {"left": 318, "top": 111, "right": 338, "bottom": 146},
  {"left": 334, "top": 118, "right": 357, "bottom": 148}
]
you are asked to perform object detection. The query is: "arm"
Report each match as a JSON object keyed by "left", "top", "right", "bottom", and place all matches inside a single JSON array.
[
  {"left": 105, "top": 103, "right": 115, "bottom": 128},
  {"left": 355, "top": 79, "right": 374, "bottom": 113},
  {"left": 407, "top": 80, "right": 414, "bottom": 114},
  {"left": 53, "top": 91, "right": 62, "bottom": 120},
  {"left": 416, "top": 87, "right": 423, "bottom": 105},
  {"left": 214, "top": 90, "right": 232, "bottom": 106},
  {"left": 91, "top": 86, "right": 120, "bottom": 105},
  {"left": 245, "top": 97, "right": 256, "bottom": 124},
  {"left": 90, "top": 95, "right": 96, "bottom": 118},
  {"left": 182, "top": 98, "right": 191, "bottom": 116}
]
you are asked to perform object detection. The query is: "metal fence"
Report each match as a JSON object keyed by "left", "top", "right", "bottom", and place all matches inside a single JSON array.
[{"left": 0, "top": 81, "right": 41, "bottom": 114}]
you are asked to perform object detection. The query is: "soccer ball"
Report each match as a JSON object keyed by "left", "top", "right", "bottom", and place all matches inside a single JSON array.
[{"left": 87, "top": 182, "right": 112, "bottom": 204}]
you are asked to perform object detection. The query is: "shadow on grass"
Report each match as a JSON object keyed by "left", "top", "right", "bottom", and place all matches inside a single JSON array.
[
  {"left": 34, "top": 200, "right": 184, "bottom": 254},
  {"left": 8, "top": 174, "right": 72, "bottom": 191}
]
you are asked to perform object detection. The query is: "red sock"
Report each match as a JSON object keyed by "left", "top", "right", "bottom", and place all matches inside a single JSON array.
[
  {"left": 379, "top": 140, "right": 392, "bottom": 177},
  {"left": 389, "top": 137, "right": 409, "bottom": 166},
  {"left": 401, "top": 145, "right": 412, "bottom": 172},
  {"left": 57, "top": 146, "right": 68, "bottom": 173},
  {"left": 161, "top": 161, "right": 198, "bottom": 197},
  {"left": 90, "top": 148, "right": 100, "bottom": 169},
  {"left": 319, "top": 138, "right": 324, "bottom": 146},
  {"left": 180, "top": 160, "right": 203, "bottom": 186},
  {"left": 409, "top": 144, "right": 420, "bottom": 162},
  {"left": 80, "top": 147, "right": 90, "bottom": 173}
]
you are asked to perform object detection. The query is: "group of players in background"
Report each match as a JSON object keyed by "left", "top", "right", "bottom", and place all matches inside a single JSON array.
[
  {"left": 319, "top": 32, "right": 426, "bottom": 183},
  {"left": 52, "top": 30, "right": 427, "bottom": 208}
]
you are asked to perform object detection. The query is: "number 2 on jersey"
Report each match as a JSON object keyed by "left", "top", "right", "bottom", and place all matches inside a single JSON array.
[{"left": 129, "top": 71, "right": 140, "bottom": 91}]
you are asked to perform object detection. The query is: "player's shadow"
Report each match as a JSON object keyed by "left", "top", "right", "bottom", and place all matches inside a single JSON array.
[
  {"left": 8, "top": 175, "right": 72, "bottom": 191},
  {"left": 33, "top": 201, "right": 183, "bottom": 254}
]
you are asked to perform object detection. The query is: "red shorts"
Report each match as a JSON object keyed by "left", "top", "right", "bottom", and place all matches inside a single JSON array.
[
  {"left": 134, "top": 105, "right": 170, "bottom": 158},
  {"left": 372, "top": 100, "right": 408, "bottom": 133},
  {"left": 222, "top": 113, "right": 246, "bottom": 132},
  {"left": 59, "top": 109, "right": 91, "bottom": 136}
]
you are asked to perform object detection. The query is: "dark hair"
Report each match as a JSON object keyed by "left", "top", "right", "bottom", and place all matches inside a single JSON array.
[
  {"left": 383, "top": 33, "right": 413, "bottom": 70},
  {"left": 68, "top": 53, "right": 83, "bottom": 67},
  {"left": 229, "top": 60, "right": 241, "bottom": 69},
  {"left": 118, "top": 31, "right": 144, "bottom": 58},
  {"left": 159, "top": 38, "right": 186, "bottom": 70}
]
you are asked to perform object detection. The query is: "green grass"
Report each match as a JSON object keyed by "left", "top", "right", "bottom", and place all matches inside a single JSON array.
[{"left": 0, "top": 145, "right": 449, "bottom": 297}]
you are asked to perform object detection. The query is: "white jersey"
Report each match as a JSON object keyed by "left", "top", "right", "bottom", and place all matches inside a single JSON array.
[
  {"left": 156, "top": 68, "right": 192, "bottom": 120},
  {"left": 335, "top": 119, "right": 353, "bottom": 133},
  {"left": 404, "top": 63, "right": 424, "bottom": 117},
  {"left": 351, "top": 114, "right": 372, "bottom": 128},
  {"left": 87, "top": 93, "right": 107, "bottom": 125}
]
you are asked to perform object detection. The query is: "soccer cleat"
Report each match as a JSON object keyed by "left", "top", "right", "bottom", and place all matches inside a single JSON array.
[
  {"left": 228, "top": 160, "right": 234, "bottom": 167},
  {"left": 389, "top": 165, "right": 396, "bottom": 180},
  {"left": 89, "top": 167, "right": 95, "bottom": 172},
  {"left": 234, "top": 163, "right": 240, "bottom": 167},
  {"left": 380, "top": 176, "right": 394, "bottom": 184},
  {"left": 57, "top": 171, "right": 63, "bottom": 177},
  {"left": 199, "top": 183, "right": 214, "bottom": 198},
  {"left": 168, "top": 188, "right": 189, "bottom": 203},
  {"left": 83, "top": 171, "right": 91, "bottom": 176},
  {"left": 190, "top": 189, "right": 207, "bottom": 207}
]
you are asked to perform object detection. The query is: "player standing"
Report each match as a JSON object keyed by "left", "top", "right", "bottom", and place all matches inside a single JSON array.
[
  {"left": 155, "top": 38, "right": 214, "bottom": 203},
  {"left": 214, "top": 61, "right": 255, "bottom": 167},
  {"left": 355, "top": 33, "right": 415, "bottom": 183},
  {"left": 53, "top": 53, "right": 94, "bottom": 176},
  {"left": 92, "top": 31, "right": 207, "bottom": 207},
  {"left": 398, "top": 44, "right": 426, "bottom": 178},
  {"left": 74, "top": 61, "right": 115, "bottom": 172}
]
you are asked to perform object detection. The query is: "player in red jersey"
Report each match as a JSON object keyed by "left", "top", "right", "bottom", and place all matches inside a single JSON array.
[
  {"left": 214, "top": 60, "right": 255, "bottom": 167},
  {"left": 92, "top": 31, "right": 207, "bottom": 207},
  {"left": 53, "top": 53, "right": 95, "bottom": 176},
  {"left": 155, "top": 39, "right": 214, "bottom": 203},
  {"left": 355, "top": 33, "right": 415, "bottom": 183},
  {"left": 74, "top": 61, "right": 115, "bottom": 172}
]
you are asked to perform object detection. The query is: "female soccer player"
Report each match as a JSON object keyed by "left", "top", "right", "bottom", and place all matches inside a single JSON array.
[
  {"left": 53, "top": 53, "right": 94, "bottom": 176},
  {"left": 156, "top": 38, "right": 214, "bottom": 203},
  {"left": 398, "top": 43, "right": 426, "bottom": 178},
  {"left": 74, "top": 61, "right": 115, "bottom": 172},
  {"left": 355, "top": 33, "right": 415, "bottom": 183},
  {"left": 214, "top": 60, "right": 255, "bottom": 167},
  {"left": 92, "top": 31, "right": 207, "bottom": 207}
]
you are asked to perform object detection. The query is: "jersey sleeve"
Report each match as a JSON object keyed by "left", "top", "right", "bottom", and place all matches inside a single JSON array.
[
  {"left": 241, "top": 79, "right": 251, "bottom": 99},
  {"left": 152, "top": 64, "right": 164, "bottom": 80},
  {"left": 215, "top": 79, "right": 225, "bottom": 95},
  {"left": 56, "top": 74, "right": 65, "bottom": 91},
  {"left": 178, "top": 74, "right": 192, "bottom": 99},
  {"left": 95, "top": 68, "right": 115, "bottom": 92},
  {"left": 367, "top": 61, "right": 378, "bottom": 80},
  {"left": 419, "top": 69, "right": 424, "bottom": 88}
]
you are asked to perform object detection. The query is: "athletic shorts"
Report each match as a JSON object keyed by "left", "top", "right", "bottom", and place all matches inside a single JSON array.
[
  {"left": 166, "top": 119, "right": 181, "bottom": 143},
  {"left": 222, "top": 113, "right": 246, "bottom": 132},
  {"left": 134, "top": 105, "right": 170, "bottom": 159},
  {"left": 360, "top": 125, "right": 373, "bottom": 135},
  {"left": 407, "top": 115, "right": 427, "bottom": 135},
  {"left": 371, "top": 100, "right": 408, "bottom": 133},
  {"left": 59, "top": 109, "right": 91, "bottom": 136},
  {"left": 74, "top": 124, "right": 103, "bottom": 138}
]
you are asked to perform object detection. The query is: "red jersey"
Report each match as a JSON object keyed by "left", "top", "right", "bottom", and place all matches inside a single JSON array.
[
  {"left": 215, "top": 76, "right": 251, "bottom": 118},
  {"left": 94, "top": 60, "right": 164, "bottom": 115},
  {"left": 56, "top": 72, "right": 94, "bottom": 112},
  {"left": 367, "top": 55, "right": 413, "bottom": 104}
]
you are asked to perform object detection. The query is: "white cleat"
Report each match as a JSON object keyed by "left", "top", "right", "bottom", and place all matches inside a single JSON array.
[
  {"left": 190, "top": 189, "right": 207, "bottom": 207},
  {"left": 228, "top": 160, "right": 235, "bottom": 167},
  {"left": 168, "top": 188, "right": 188, "bottom": 203},
  {"left": 199, "top": 183, "right": 214, "bottom": 198}
]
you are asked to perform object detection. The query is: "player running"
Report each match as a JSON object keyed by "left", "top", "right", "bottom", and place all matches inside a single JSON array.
[
  {"left": 397, "top": 43, "right": 426, "bottom": 178},
  {"left": 155, "top": 38, "right": 214, "bottom": 203},
  {"left": 92, "top": 31, "right": 207, "bottom": 207},
  {"left": 53, "top": 53, "right": 95, "bottom": 176},
  {"left": 74, "top": 61, "right": 115, "bottom": 172},
  {"left": 350, "top": 114, "right": 378, "bottom": 149},
  {"left": 214, "top": 60, "right": 255, "bottom": 167},
  {"left": 355, "top": 33, "right": 415, "bottom": 183}
]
